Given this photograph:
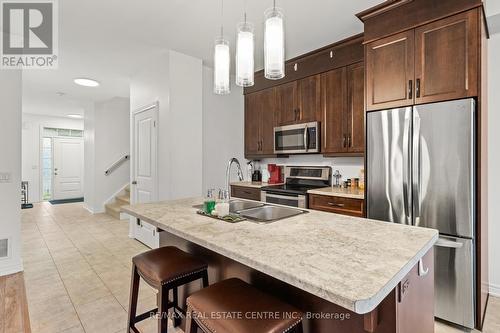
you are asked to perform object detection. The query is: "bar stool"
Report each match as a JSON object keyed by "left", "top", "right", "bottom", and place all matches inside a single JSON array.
[
  {"left": 186, "top": 278, "right": 304, "bottom": 333},
  {"left": 127, "top": 246, "right": 209, "bottom": 333}
]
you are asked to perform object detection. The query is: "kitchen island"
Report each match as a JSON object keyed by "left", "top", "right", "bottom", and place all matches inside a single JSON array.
[{"left": 123, "top": 198, "right": 438, "bottom": 333}]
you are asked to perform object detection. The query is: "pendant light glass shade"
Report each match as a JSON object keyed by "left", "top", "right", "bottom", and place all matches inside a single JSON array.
[
  {"left": 213, "top": 38, "right": 231, "bottom": 95},
  {"left": 264, "top": 7, "right": 285, "bottom": 80},
  {"left": 236, "top": 22, "right": 255, "bottom": 87}
]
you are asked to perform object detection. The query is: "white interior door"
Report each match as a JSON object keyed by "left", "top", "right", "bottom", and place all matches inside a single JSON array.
[
  {"left": 132, "top": 104, "right": 158, "bottom": 204},
  {"left": 53, "top": 138, "right": 84, "bottom": 200}
]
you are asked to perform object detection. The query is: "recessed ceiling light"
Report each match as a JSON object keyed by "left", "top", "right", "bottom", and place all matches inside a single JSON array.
[
  {"left": 67, "top": 114, "right": 83, "bottom": 119},
  {"left": 73, "top": 78, "right": 100, "bottom": 87}
]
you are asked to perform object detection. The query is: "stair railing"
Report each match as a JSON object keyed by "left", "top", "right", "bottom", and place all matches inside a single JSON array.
[{"left": 104, "top": 154, "right": 130, "bottom": 176}]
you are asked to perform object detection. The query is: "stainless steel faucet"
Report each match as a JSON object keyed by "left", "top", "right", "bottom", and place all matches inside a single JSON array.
[{"left": 226, "top": 158, "right": 244, "bottom": 198}]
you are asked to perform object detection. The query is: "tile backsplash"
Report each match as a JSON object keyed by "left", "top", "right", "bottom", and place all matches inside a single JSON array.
[{"left": 250, "top": 155, "right": 364, "bottom": 184}]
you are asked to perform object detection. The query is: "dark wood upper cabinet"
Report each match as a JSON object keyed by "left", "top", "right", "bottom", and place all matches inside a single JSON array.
[
  {"left": 244, "top": 92, "right": 262, "bottom": 157},
  {"left": 322, "top": 67, "right": 347, "bottom": 154},
  {"left": 414, "top": 10, "right": 478, "bottom": 104},
  {"left": 365, "top": 9, "right": 480, "bottom": 111},
  {"left": 347, "top": 62, "right": 365, "bottom": 154},
  {"left": 322, "top": 63, "right": 365, "bottom": 156},
  {"left": 298, "top": 75, "right": 321, "bottom": 123},
  {"left": 365, "top": 30, "right": 415, "bottom": 111},
  {"left": 260, "top": 88, "right": 277, "bottom": 155},
  {"left": 244, "top": 89, "right": 276, "bottom": 158},
  {"left": 275, "top": 81, "right": 298, "bottom": 126}
]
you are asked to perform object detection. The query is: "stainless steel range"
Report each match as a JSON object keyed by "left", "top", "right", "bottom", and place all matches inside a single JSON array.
[{"left": 261, "top": 166, "right": 331, "bottom": 208}]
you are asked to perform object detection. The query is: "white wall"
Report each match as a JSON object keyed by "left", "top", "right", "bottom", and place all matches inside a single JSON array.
[
  {"left": 170, "top": 52, "right": 203, "bottom": 198},
  {"left": 202, "top": 66, "right": 245, "bottom": 193},
  {"left": 488, "top": 32, "right": 500, "bottom": 296},
  {"left": 21, "top": 114, "right": 84, "bottom": 203},
  {"left": 0, "top": 70, "right": 23, "bottom": 276},
  {"left": 83, "top": 103, "right": 96, "bottom": 213},
  {"left": 84, "top": 97, "right": 130, "bottom": 213},
  {"left": 130, "top": 51, "right": 171, "bottom": 201},
  {"left": 130, "top": 50, "right": 203, "bottom": 202}
]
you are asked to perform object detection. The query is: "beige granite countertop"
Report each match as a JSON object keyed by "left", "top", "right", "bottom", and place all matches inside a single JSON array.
[
  {"left": 307, "top": 186, "right": 365, "bottom": 199},
  {"left": 230, "top": 181, "right": 283, "bottom": 188},
  {"left": 122, "top": 198, "right": 437, "bottom": 314}
]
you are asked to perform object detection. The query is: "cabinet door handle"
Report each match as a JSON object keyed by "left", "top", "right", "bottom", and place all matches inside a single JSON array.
[
  {"left": 416, "top": 79, "right": 421, "bottom": 98},
  {"left": 343, "top": 135, "right": 347, "bottom": 148},
  {"left": 328, "top": 202, "right": 345, "bottom": 207},
  {"left": 408, "top": 80, "right": 413, "bottom": 99}
]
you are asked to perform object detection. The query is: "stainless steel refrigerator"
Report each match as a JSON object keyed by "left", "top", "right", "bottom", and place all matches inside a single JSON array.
[{"left": 366, "top": 98, "right": 476, "bottom": 329}]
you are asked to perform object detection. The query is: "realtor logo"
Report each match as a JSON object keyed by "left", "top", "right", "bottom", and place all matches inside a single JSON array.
[{"left": 1, "top": 0, "right": 58, "bottom": 69}]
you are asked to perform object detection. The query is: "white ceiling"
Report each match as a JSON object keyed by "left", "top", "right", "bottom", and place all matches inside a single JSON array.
[{"left": 21, "top": 0, "right": 380, "bottom": 117}]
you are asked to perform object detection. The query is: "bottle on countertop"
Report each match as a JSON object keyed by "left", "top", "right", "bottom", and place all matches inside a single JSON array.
[
  {"left": 214, "top": 189, "right": 230, "bottom": 217},
  {"left": 203, "top": 189, "right": 216, "bottom": 214},
  {"left": 359, "top": 169, "right": 365, "bottom": 190}
]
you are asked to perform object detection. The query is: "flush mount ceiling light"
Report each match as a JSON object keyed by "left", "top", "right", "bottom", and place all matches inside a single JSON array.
[
  {"left": 66, "top": 114, "right": 83, "bottom": 119},
  {"left": 264, "top": 0, "right": 285, "bottom": 80},
  {"left": 74, "top": 78, "right": 100, "bottom": 87},
  {"left": 236, "top": 1, "right": 254, "bottom": 87},
  {"left": 214, "top": 0, "right": 230, "bottom": 95}
]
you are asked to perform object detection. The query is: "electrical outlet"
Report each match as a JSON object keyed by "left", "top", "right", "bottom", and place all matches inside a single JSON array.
[{"left": 0, "top": 172, "right": 12, "bottom": 183}]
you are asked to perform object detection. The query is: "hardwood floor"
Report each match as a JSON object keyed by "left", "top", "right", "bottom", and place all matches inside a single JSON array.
[
  {"left": 13, "top": 202, "right": 500, "bottom": 333},
  {"left": 0, "top": 272, "right": 31, "bottom": 333}
]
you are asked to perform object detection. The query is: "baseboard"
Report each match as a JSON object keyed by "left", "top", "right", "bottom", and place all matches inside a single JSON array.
[
  {"left": 490, "top": 283, "right": 500, "bottom": 297},
  {"left": 82, "top": 204, "right": 94, "bottom": 214},
  {"left": 0, "top": 259, "right": 23, "bottom": 277}
]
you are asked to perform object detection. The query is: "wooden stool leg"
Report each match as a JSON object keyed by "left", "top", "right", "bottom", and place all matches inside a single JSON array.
[
  {"left": 172, "top": 287, "right": 181, "bottom": 327},
  {"left": 127, "top": 264, "right": 140, "bottom": 332},
  {"left": 202, "top": 270, "right": 209, "bottom": 288},
  {"left": 185, "top": 306, "right": 199, "bottom": 333},
  {"left": 157, "top": 285, "right": 169, "bottom": 333}
]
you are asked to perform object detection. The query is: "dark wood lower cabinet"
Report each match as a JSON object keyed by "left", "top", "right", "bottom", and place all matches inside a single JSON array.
[
  {"left": 309, "top": 194, "right": 364, "bottom": 217},
  {"left": 230, "top": 186, "right": 261, "bottom": 201},
  {"left": 160, "top": 231, "right": 435, "bottom": 333}
]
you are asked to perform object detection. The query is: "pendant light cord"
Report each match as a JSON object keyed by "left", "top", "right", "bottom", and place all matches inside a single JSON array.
[
  {"left": 244, "top": 0, "right": 247, "bottom": 23},
  {"left": 220, "top": 0, "right": 224, "bottom": 37}
]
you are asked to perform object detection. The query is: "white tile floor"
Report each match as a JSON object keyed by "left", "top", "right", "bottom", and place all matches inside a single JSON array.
[{"left": 21, "top": 202, "right": 500, "bottom": 333}]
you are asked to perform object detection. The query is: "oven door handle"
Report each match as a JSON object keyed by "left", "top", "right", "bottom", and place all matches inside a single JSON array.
[
  {"left": 303, "top": 124, "right": 309, "bottom": 152},
  {"left": 265, "top": 192, "right": 303, "bottom": 200}
]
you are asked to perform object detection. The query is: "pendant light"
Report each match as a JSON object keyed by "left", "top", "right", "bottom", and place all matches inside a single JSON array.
[
  {"left": 236, "top": 1, "right": 254, "bottom": 87},
  {"left": 264, "top": 0, "right": 285, "bottom": 80},
  {"left": 214, "top": 0, "right": 230, "bottom": 94}
]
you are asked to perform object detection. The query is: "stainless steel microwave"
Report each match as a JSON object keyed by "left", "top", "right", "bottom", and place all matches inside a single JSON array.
[{"left": 274, "top": 122, "right": 320, "bottom": 154}]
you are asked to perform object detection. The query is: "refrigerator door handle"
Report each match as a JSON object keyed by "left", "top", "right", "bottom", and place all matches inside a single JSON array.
[
  {"left": 402, "top": 114, "right": 411, "bottom": 220},
  {"left": 412, "top": 112, "right": 421, "bottom": 226},
  {"left": 435, "top": 238, "right": 464, "bottom": 249}
]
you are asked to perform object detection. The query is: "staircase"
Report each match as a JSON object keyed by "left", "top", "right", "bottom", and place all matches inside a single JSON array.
[{"left": 105, "top": 185, "right": 130, "bottom": 220}]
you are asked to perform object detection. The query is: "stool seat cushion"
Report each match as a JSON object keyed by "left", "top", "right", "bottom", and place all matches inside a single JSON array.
[
  {"left": 132, "top": 246, "right": 207, "bottom": 286},
  {"left": 187, "top": 278, "right": 303, "bottom": 333}
]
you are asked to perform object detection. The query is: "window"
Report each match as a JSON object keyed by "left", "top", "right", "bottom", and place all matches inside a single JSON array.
[{"left": 41, "top": 137, "right": 52, "bottom": 200}]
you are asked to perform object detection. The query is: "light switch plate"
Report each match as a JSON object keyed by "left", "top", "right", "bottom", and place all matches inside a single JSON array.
[{"left": 0, "top": 172, "right": 12, "bottom": 183}]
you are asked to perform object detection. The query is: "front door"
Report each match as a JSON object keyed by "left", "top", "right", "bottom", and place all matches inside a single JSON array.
[{"left": 53, "top": 138, "right": 84, "bottom": 200}]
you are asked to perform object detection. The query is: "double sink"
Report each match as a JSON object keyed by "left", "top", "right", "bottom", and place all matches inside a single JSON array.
[{"left": 229, "top": 200, "right": 307, "bottom": 223}]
